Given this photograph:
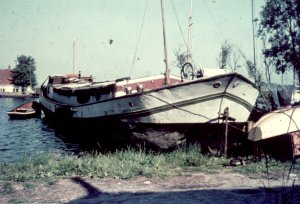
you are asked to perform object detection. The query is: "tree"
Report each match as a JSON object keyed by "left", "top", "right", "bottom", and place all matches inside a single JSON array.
[
  {"left": 217, "top": 41, "right": 232, "bottom": 69},
  {"left": 261, "top": 36, "right": 276, "bottom": 83},
  {"left": 240, "top": 51, "right": 264, "bottom": 88},
  {"left": 11, "top": 55, "right": 37, "bottom": 88},
  {"left": 228, "top": 50, "right": 241, "bottom": 72},
  {"left": 258, "top": 0, "right": 300, "bottom": 85},
  {"left": 174, "top": 47, "right": 188, "bottom": 69}
]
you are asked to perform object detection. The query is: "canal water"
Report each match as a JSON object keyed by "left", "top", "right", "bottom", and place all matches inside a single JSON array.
[{"left": 0, "top": 98, "right": 80, "bottom": 164}]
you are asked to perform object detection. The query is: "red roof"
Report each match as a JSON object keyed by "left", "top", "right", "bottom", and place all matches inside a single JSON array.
[{"left": 0, "top": 69, "right": 12, "bottom": 85}]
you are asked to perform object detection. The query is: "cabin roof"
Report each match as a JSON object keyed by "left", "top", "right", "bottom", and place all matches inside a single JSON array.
[{"left": 115, "top": 74, "right": 181, "bottom": 86}]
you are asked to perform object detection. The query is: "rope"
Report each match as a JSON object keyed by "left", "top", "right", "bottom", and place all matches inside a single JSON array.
[
  {"left": 129, "top": 0, "right": 149, "bottom": 78},
  {"left": 274, "top": 107, "right": 300, "bottom": 134},
  {"left": 146, "top": 93, "right": 211, "bottom": 120},
  {"left": 146, "top": 90, "right": 248, "bottom": 134},
  {"left": 169, "top": 0, "right": 199, "bottom": 70},
  {"left": 170, "top": 0, "right": 188, "bottom": 51}
]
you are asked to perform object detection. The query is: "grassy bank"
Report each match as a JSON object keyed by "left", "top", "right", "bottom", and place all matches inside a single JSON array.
[{"left": 0, "top": 145, "right": 297, "bottom": 182}]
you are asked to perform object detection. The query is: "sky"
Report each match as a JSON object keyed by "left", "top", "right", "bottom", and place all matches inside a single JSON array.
[{"left": 0, "top": 0, "right": 293, "bottom": 85}]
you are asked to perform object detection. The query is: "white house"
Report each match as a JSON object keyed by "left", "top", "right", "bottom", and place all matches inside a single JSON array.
[{"left": 0, "top": 68, "right": 33, "bottom": 97}]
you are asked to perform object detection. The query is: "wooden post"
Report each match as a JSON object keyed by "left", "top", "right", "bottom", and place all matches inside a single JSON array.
[{"left": 224, "top": 107, "right": 229, "bottom": 157}]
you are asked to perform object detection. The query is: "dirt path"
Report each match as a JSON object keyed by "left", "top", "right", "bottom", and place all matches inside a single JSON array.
[{"left": 0, "top": 171, "right": 299, "bottom": 203}]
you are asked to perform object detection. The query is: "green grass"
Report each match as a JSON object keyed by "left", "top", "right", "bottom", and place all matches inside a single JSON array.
[{"left": 0, "top": 145, "right": 297, "bottom": 182}]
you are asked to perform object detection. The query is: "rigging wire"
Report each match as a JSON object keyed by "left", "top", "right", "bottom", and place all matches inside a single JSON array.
[
  {"left": 202, "top": 1, "right": 224, "bottom": 41},
  {"left": 169, "top": 0, "right": 199, "bottom": 71},
  {"left": 146, "top": 93, "right": 211, "bottom": 121},
  {"left": 147, "top": 91, "right": 250, "bottom": 134},
  {"left": 129, "top": 0, "right": 149, "bottom": 78},
  {"left": 169, "top": 0, "right": 188, "bottom": 51}
]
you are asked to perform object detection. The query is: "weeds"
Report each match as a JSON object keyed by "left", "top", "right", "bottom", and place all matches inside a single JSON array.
[
  {"left": 0, "top": 145, "right": 297, "bottom": 183},
  {"left": 23, "top": 182, "right": 36, "bottom": 190},
  {"left": 0, "top": 145, "right": 201, "bottom": 181},
  {"left": 232, "top": 157, "right": 299, "bottom": 178},
  {"left": 0, "top": 182, "right": 15, "bottom": 195}
]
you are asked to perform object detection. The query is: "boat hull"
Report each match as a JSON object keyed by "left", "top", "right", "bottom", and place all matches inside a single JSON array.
[
  {"left": 7, "top": 110, "right": 37, "bottom": 119},
  {"left": 248, "top": 105, "right": 300, "bottom": 141}
]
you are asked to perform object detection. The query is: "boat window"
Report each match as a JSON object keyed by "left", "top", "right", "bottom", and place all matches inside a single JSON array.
[
  {"left": 48, "top": 77, "right": 54, "bottom": 84},
  {"left": 77, "top": 93, "right": 90, "bottom": 104},
  {"left": 213, "top": 82, "right": 221, "bottom": 88}
]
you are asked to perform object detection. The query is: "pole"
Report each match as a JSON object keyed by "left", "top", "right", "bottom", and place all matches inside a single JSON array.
[
  {"left": 187, "top": 0, "right": 193, "bottom": 62},
  {"left": 73, "top": 40, "right": 75, "bottom": 74},
  {"left": 29, "top": 68, "right": 32, "bottom": 87},
  {"left": 224, "top": 107, "right": 229, "bottom": 157},
  {"left": 251, "top": 0, "right": 257, "bottom": 84},
  {"left": 160, "top": 0, "right": 170, "bottom": 85}
]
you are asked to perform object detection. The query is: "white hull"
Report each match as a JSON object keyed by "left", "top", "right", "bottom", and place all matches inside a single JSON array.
[
  {"left": 248, "top": 105, "right": 300, "bottom": 141},
  {"left": 40, "top": 73, "right": 258, "bottom": 124}
]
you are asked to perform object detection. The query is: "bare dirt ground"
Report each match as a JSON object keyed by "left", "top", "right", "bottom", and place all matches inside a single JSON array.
[{"left": 1, "top": 171, "right": 299, "bottom": 204}]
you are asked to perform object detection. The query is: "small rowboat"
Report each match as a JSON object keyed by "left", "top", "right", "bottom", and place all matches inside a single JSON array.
[
  {"left": 248, "top": 105, "right": 300, "bottom": 141},
  {"left": 7, "top": 101, "right": 39, "bottom": 119}
]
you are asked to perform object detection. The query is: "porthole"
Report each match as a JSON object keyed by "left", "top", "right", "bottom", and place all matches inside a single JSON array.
[{"left": 213, "top": 82, "right": 221, "bottom": 88}]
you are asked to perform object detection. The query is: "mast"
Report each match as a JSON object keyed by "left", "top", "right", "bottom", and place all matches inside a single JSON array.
[
  {"left": 251, "top": 0, "right": 257, "bottom": 84},
  {"left": 73, "top": 40, "right": 75, "bottom": 74},
  {"left": 160, "top": 0, "right": 170, "bottom": 85},
  {"left": 29, "top": 66, "right": 32, "bottom": 88},
  {"left": 187, "top": 0, "right": 193, "bottom": 62}
]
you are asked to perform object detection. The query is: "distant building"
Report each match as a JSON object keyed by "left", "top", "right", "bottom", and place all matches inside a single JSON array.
[{"left": 0, "top": 67, "right": 33, "bottom": 97}]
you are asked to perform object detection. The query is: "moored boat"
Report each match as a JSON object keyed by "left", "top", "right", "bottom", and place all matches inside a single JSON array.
[
  {"left": 40, "top": 73, "right": 258, "bottom": 124},
  {"left": 38, "top": 0, "right": 259, "bottom": 149},
  {"left": 39, "top": 71, "right": 258, "bottom": 148},
  {"left": 7, "top": 101, "right": 40, "bottom": 119}
]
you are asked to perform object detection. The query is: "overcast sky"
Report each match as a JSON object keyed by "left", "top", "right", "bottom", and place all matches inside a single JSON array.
[{"left": 0, "top": 0, "right": 292, "bottom": 84}]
